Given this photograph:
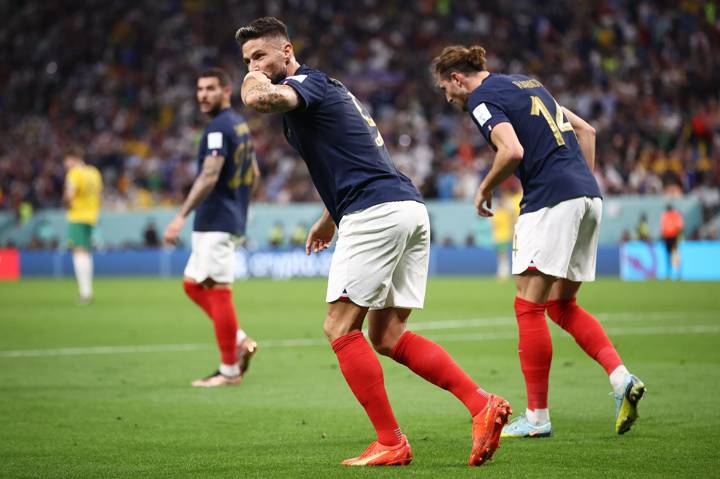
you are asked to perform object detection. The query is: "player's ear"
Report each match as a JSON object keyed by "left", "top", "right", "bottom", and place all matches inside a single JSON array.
[
  {"left": 450, "top": 71, "right": 462, "bottom": 86},
  {"left": 282, "top": 42, "right": 293, "bottom": 60}
]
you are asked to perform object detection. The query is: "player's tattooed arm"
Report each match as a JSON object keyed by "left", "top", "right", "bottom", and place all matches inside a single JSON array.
[
  {"left": 561, "top": 107, "right": 596, "bottom": 171},
  {"left": 164, "top": 155, "right": 225, "bottom": 245},
  {"left": 241, "top": 71, "right": 300, "bottom": 113},
  {"left": 178, "top": 155, "right": 225, "bottom": 218}
]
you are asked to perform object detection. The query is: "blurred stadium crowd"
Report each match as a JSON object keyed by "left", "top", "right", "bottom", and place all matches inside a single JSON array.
[{"left": 1, "top": 1, "right": 719, "bottom": 224}]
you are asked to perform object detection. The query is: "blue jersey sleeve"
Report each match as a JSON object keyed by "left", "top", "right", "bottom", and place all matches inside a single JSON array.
[
  {"left": 282, "top": 72, "right": 326, "bottom": 110},
  {"left": 204, "top": 128, "right": 230, "bottom": 158},
  {"left": 468, "top": 98, "right": 509, "bottom": 149}
]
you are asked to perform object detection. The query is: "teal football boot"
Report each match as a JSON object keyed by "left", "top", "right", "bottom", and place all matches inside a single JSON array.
[
  {"left": 614, "top": 374, "right": 646, "bottom": 434},
  {"left": 501, "top": 414, "right": 552, "bottom": 438}
]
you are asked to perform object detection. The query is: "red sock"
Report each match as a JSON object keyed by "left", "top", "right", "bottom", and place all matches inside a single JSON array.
[
  {"left": 390, "top": 331, "right": 489, "bottom": 416},
  {"left": 183, "top": 280, "right": 212, "bottom": 318},
  {"left": 332, "top": 331, "right": 401, "bottom": 446},
  {"left": 515, "top": 297, "right": 552, "bottom": 410},
  {"left": 204, "top": 288, "right": 239, "bottom": 366},
  {"left": 546, "top": 298, "right": 623, "bottom": 375}
]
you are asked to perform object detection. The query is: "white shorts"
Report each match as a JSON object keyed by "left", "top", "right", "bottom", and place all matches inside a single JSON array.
[
  {"left": 326, "top": 201, "right": 430, "bottom": 310},
  {"left": 512, "top": 196, "right": 602, "bottom": 282},
  {"left": 184, "top": 232, "right": 237, "bottom": 283}
]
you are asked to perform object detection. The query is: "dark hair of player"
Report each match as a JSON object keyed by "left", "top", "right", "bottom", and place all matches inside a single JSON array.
[
  {"left": 431, "top": 45, "right": 487, "bottom": 77},
  {"left": 63, "top": 144, "right": 84, "bottom": 159},
  {"left": 235, "top": 16, "right": 290, "bottom": 44},
  {"left": 199, "top": 67, "right": 231, "bottom": 87}
]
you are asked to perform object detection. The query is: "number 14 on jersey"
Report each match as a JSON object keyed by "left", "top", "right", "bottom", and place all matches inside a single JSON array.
[{"left": 530, "top": 96, "right": 574, "bottom": 146}]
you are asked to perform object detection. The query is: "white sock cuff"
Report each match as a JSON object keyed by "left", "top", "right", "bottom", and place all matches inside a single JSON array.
[
  {"left": 236, "top": 329, "right": 248, "bottom": 344},
  {"left": 526, "top": 408, "right": 550, "bottom": 425},
  {"left": 220, "top": 363, "right": 240, "bottom": 377},
  {"left": 609, "top": 365, "right": 630, "bottom": 393}
]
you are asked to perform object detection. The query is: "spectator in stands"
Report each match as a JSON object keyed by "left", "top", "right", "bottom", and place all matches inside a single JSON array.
[{"left": 0, "top": 0, "right": 718, "bottom": 241}]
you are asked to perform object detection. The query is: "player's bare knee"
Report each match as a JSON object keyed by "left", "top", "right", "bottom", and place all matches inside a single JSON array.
[
  {"left": 323, "top": 315, "right": 356, "bottom": 342},
  {"left": 371, "top": 342, "right": 394, "bottom": 357},
  {"left": 322, "top": 316, "right": 336, "bottom": 341},
  {"left": 368, "top": 333, "right": 395, "bottom": 356}
]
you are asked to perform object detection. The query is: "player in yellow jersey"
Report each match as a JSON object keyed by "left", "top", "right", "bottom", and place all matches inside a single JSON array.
[
  {"left": 491, "top": 190, "right": 520, "bottom": 279},
  {"left": 63, "top": 146, "right": 102, "bottom": 304}
]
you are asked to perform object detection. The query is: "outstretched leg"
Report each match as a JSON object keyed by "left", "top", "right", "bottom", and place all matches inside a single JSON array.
[
  {"left": 546, "top": 280, "right": 625, "bottom": 382},
  {"left": 546, "top": 279, "right": 644, "bottom": 433},
  {"left": 368, "top": 307, "right": 510, "bottom": 466},
  {"left": 369, "top": 307, "right": 491, "bottom": 417}
]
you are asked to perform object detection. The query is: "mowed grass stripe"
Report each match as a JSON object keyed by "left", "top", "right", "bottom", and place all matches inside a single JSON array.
[{"left": 1, "top": 320, "right": 717, "bottom": 358}]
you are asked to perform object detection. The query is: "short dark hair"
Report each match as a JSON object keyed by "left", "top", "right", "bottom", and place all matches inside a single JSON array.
[
  {"left": 199, "top": 67, "right": 231, "bottom": 87},
  {"left": 235, "top": 16, "right": 289, "bottom": 44},
  {"left": 431, "top": 45, "right": 488, "bottom": 78},
  {"left": 63, "top": 144, "right": 84, "bottom": 159}
]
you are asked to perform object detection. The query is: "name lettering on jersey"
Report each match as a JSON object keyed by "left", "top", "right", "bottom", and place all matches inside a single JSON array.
[
  {"left": 207, "top": 132, "right": 223, "bottom": 149},
  {"left": 512, "top": 79, "right": 543, "bottom": 89},
  {"left": 472, "top": 103, "right": 492, "bottom": 126},
  {"left": 284, "top": 74, "right": 308, "bottom": 83},
  {"left": 234, "top": 122, "right": 250, "bottom": 137}
]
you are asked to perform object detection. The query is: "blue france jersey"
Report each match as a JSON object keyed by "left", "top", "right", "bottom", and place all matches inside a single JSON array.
[
  {"left": 193, "top": 108, "right": 255, "bottom": 235},
  {"left": 468, "top": 74, "right": 601, "bottom": 214},
  {"left": 281, "top": 65, "right": 422, "bottom": 224}
]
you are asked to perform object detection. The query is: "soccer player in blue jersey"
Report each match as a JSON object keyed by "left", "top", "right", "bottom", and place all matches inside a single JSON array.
[
  {"left": 236, "top": 17, "right": 510, "bottom": 467},
  {"left": 431, "top": 45, "right": 645, "bottom": 438},
  {"left": 164, "top": 68, "right": 259, "bottom": 387}
]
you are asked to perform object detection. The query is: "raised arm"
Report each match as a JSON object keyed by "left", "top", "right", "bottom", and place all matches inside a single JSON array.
[
  {"left": 241, "top": 71, "right": 301, "bottom": 113},
  {"left": 164, "top": 155, "right": 225, "bottom": 245},
  {"left": 562, "top": 107, "right": 596, "bottom": 171},
  {"left": 476, "top": 122, "right": 525, "bottom": 217}
]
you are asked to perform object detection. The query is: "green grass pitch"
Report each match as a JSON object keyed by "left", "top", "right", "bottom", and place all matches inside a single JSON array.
[{"left": 1, "top": 277, "right": 719, "bottom": 478}]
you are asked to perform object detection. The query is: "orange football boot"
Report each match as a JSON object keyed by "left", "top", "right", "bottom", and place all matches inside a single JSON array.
[
  {"left": 341, "top": 435, "right": 413, "bottom": 466},
  {"left": 469, "top": 395, "right": 512, "bottom": 466}
]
